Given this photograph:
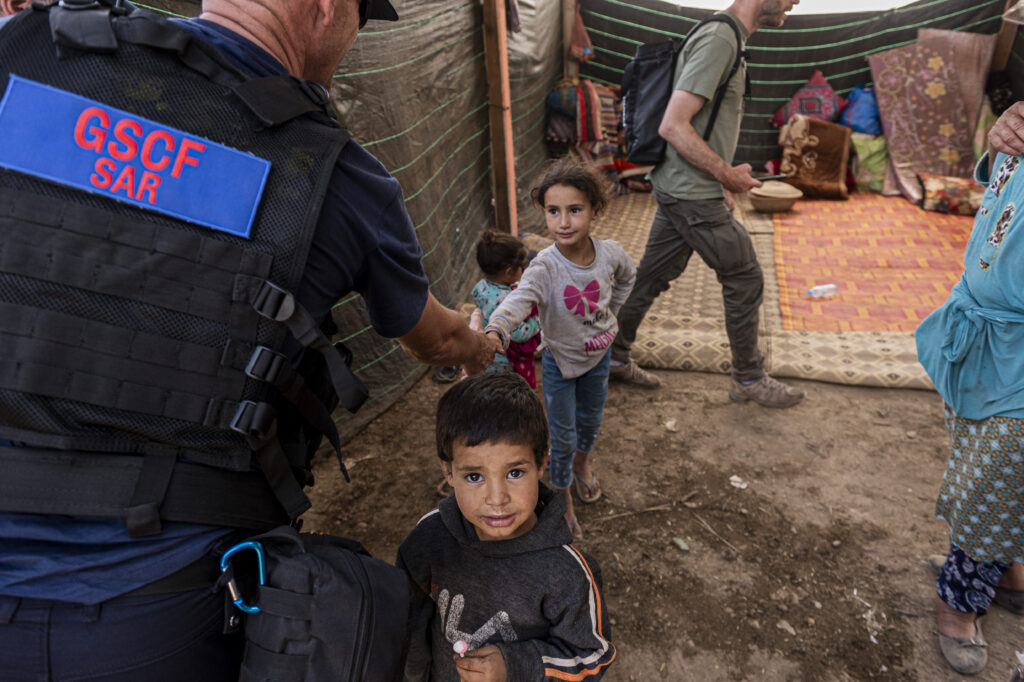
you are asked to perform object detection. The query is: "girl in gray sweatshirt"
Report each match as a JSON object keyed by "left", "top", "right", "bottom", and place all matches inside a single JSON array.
[{"left": 485, "top": 157, "right": 636, "bottom": 540}]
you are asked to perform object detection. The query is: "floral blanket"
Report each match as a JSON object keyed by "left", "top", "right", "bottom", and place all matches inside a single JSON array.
[{"left": 867, "top": 43, "right": 974, "bottom": 204}]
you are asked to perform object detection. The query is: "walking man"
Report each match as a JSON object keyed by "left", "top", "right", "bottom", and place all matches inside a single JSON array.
[{"left": 609, "top": 0, "right": 806, "bottom": 409}]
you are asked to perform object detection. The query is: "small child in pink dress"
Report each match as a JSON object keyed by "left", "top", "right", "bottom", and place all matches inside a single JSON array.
[{"left": 471, "top": 231, "right": 541, "bottom": 388}]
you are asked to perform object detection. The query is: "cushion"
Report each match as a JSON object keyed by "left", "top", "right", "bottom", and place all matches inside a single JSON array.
[
  {"left": 771, "top": 70, "right": 847, "bottom": 128},
  {"left": 839, "top": 85, "right": 882, "bottom": 135},
  {"left": 850, "top": 133, "right": 888, "bottom": 193},
  {"left": 778, "top": 114, "right": 852, "bottom": 199},
  {"left": 918, "top": 172, "right": 984, "bottom": 215},
  {"left": 973, "top": 96, "right": 998, "bottom": 161}
]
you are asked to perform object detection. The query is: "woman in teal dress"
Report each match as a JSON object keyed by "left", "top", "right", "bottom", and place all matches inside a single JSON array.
[{"left": 916, "top": 100, "right": 1024, "bottom": 676}]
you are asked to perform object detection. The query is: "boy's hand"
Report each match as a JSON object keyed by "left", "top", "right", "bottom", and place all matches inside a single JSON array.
[{"left": 453, "top": 645, "right": 507, "bottom": 682}]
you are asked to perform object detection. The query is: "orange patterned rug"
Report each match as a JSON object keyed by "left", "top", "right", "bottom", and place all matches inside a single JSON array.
[{"left": 774, "top": 191, "right": 973, "bottom": 333}]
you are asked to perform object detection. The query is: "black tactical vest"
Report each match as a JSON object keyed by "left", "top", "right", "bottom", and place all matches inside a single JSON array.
[{"left": 0, "top": 2, "right": 366, "bottom": 536}]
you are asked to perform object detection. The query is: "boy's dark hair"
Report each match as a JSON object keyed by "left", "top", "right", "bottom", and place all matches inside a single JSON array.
[
  {"left": 476, "top": 230, "right": 528, "bottom": 278},
  {"left": 530, "top": 155, "right": 609, "bottom": 216},
  {"left": 436, "top": 372, "right": 548, "bottom": 466}
]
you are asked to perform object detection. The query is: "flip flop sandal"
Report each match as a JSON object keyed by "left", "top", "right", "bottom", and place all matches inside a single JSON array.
[
  {"left": 937, "top": 618, "right": 988, "bottom": 675},
  {"left": 432, "top": 366, "right": 459, "bottom": 384},
  {"left": 993, "top": 587, "right": 1024, "bottom": 615},
  {"left": 566, "top": 516, "right": 583, "bottom": 541},
  {"left": 574, "top": 472, "right": 602, "bottom": 504}
]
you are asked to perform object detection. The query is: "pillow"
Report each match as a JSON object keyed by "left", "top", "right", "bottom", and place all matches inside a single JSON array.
[
  {"left": 778, "top": 114, "right": 852, "bottom": 199},
  {"left": 771, "top": 70, "right": 847, "bottom": 127},
  {"left": 839, "top": 85, "right": 882, "bottom": 135},
  {"left": 918, "top": 172, "right": 984, "bottom": 215},
  {"left": 850, "top": 133, "right": 888, "bottom": 193}
]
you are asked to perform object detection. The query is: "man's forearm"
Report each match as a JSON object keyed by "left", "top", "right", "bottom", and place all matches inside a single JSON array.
[{"left": 661, "top": 121, "right": 730, "bottom": 182}]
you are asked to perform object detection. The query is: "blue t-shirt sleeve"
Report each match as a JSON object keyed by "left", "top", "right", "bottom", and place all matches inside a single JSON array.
[{"left": 297, "top": 141, "right": 429, "bottom": 339}]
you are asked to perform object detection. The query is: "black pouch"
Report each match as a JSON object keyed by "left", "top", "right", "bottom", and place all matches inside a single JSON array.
[{"left": 221, "top": 526, "right": 410, "bottom": 681}]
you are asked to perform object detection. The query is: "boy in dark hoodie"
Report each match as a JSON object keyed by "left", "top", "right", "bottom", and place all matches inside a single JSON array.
[{"left": 397, "top": 372, "right": 616, "bottom": 681}]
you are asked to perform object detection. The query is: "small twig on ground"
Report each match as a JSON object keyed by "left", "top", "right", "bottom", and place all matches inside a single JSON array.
[
  {"left": 679, "top": 490, "right": 698, "bottom": 504},
  {"left": 893, "top": 609, "right": 921, "bottom": 618},
  {"left": 346, "top": 454, "right": 379, "bottom": 467},
  {"left": 590, "top": 503, "right": 673, "bottom": 524},
  {"left": 692, "top": 512, "right": 740, "bottom": 554}
]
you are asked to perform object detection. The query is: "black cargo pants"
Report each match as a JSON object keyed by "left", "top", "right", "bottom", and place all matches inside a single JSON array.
[{"left": 611, "top": 191, "right": 765, "bottom": 383}]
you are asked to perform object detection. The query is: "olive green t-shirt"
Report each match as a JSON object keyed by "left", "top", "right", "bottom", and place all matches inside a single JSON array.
[{"left": 649, "top": 12, "right": 749, "bottom": 200}]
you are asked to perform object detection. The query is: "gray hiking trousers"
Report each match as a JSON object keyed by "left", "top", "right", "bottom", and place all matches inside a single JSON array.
[{"left": 610, "top": 191, "right": 765, "bottom": 382}]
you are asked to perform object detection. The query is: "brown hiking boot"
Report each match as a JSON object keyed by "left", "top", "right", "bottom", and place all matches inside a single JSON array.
[
  {"left": 729, "top": 375, "right": 805, "bottom": 408},
  {"left": 609, "top": 359, "right": 661, "bottom": 388}
]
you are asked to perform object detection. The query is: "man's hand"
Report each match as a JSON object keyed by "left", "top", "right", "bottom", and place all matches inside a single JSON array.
[
  {"left": 718, "top": 163, "right": 760, "bottom": 195},
  {"left": 453, "top": 645, "right": 508, "bottom": 682},
  {"left": 990, "top": 102, "right": 1024, "bottom": 156}
]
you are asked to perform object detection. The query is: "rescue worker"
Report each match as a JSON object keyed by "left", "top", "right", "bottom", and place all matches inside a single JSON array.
[{"left": 0, "top": 0, "right": 499, "bottom": 679}]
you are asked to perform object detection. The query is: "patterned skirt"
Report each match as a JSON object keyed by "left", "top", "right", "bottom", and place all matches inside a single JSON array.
[{"left": 936, "top": 407, "right": 1024, "bottom": 564}]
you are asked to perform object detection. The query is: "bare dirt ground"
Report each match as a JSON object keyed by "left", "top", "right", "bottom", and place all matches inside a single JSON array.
[{"left": 308, "top": 367, "right": 1024, "bottom": 681}]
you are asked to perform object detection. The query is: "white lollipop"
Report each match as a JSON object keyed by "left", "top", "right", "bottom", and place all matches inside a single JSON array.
[{"left": 453, "top": 640, "right": 469, "bottom": 657}]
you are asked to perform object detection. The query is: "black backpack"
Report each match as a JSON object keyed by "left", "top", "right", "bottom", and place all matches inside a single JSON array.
[
  {"left": 221, "top": 527, "right": 411, "bottom": 681},
  {"left": 621, "top": 14, "right": 747, "bottom": 165}
]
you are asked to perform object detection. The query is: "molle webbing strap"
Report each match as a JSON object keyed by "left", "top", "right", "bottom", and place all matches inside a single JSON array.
[
  {"left": 0, "top": 302, "right": 222, "bottom": 376},
  {"left": 0, "top": 446, "right": 290, "bottom": 529},
  {"left": 232, "top": 77, "right": 334, "bottom": 128},
  {"left": 241, "top": 644, "right": 308, "bottom": 681},
  {"left": 256, "top": 586, "right": 316, "bottom": 620},
  {"left": 253, "top": 281, "right": 369, "bottom": 415},
  {"left": 228, "top": 399, "right": 311, "bottom": 520},
  {"left": 0, "top": 192, "right": 272, "bottom": 322},
  {"left": 243, "top": 345, "right": 344, "bottom": 465},
  {"left": 125, "top": 448, "right": 176, "bottom": 537}
]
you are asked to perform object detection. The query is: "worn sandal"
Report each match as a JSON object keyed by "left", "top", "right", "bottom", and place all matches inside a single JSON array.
[
  {"left": 566, "top": 516, "right": 583, "bottom": 541},
  {"left": 937, "top": 618, "right": 988, "bottom": 675},
  {"left": 574, "top": 472, "right": 602, "bottom": 504},
  {"left": 993, "top": 587, "right": 1024, "bottom": 615}
]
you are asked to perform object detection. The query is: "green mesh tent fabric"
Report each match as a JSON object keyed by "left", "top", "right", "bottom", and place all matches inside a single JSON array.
[
  {"left": 579, "top": 0, "right": 1021, "bottom": 168},
  {"left": 115, "top": 1, "right": 1023, "bottom": 443}
]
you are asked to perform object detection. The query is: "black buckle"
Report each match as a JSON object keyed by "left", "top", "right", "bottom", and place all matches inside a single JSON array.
[
  {"left": 252, "top": 281, "right": 296, "bottom": 322},
  {"left": 245, "top": 346, "right": 287, "bottom": 384},
  {"left": 229, "top": 400, "right": 275, "bottom": 440}
]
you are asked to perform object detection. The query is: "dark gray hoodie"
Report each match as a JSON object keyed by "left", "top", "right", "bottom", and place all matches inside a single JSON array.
[{"left": 397, "top": 483, "right": 615, "bottom": 681}]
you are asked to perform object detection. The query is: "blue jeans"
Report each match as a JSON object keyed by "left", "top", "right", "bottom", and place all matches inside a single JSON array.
[
  {"left": 542, "top": 350, "right": 611, "bottom": 490},
  {"left": 0, "top": 588, "right": 242, "bottom": 681}
]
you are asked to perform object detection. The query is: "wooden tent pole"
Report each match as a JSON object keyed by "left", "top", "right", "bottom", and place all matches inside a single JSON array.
[
  {"left": 563, "top": 0, "right": 578, "bottom": 80},
  {"left": 992, "top": 0, "right": 1020, "bottom": 71},
  {"left": 483, "top": 0, "right": 518, "bottom": 236}
]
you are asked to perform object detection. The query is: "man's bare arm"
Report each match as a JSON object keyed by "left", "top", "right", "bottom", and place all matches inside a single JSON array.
[
  {"left": 657, "top": 89, "right": 760, "bottom": 196},
  {"left": 396, "top": 292, "right": 499, "bottom": 375}
]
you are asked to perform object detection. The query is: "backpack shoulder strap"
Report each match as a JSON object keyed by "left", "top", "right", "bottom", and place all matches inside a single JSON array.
[{"left": 687, "top": 13, "right": 749, "bottom": 141}]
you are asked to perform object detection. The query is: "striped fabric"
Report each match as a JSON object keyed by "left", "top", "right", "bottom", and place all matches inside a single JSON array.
[{"left": 578, "top": 0, "right": 1013, "bottom": 168}]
